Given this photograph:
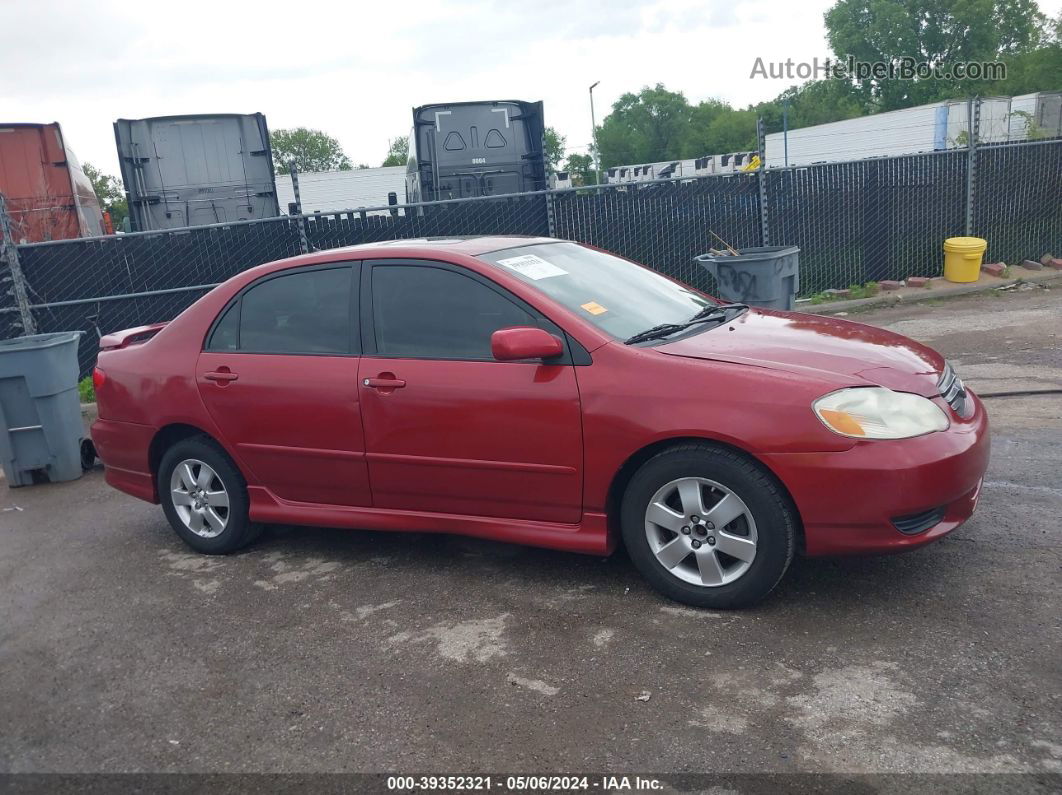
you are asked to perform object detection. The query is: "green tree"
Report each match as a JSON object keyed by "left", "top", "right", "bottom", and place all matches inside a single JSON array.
[
  {"left": 271, "top": 127, "right": 352, "bottom": 174},
  {"left": 382, "top": 136, "right": 409, "bottom": 167},
  {"left": 596, "top": 84, "right": 692, "bottom": 168},
  {"left": 678, "top": 99, "right": 733, "bottom": 157},
  {"left": 703, "top": 110, "right": 759, "bottom": 154},
  {"left": 824, "top": 0, "right": 1047, "bottom": 109},
  {"left": 563, "top": 153, "right": 597, "bottom": 186},
  {"left": 985, "top": 11, "right": 1062, "bottom": 95},
  {"left": 754, "top": 79, "right": 866, "bottom": 137},
  {"left": 988, "top": 42, "right": 1062, "bottom": 95},
  {"left": 543, "top": 127, "right": 566, "bottom": 172},
  {"left": 781, "top": 80, "right": 865, "bottom": 128},
  {"left": 82, "top": 162, "right": 128, "bottom": 229}
]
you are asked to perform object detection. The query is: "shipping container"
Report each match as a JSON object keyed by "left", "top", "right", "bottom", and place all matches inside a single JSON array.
[
  {"left": 114, "top": 113, "right": 280, "bottom": 231},
  {"left": 764, "top": 97, "right": 1012, "bottom": 168},
  {"left": 406, "top": 100, "right": 546, "bottom": 202},
  {"left": 0, "top": 122, "right": 105, "bottom": 243}
]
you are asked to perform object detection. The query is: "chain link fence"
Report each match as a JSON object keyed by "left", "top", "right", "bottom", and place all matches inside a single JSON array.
[
  {"left": 765, "top": 149, "right": 970, "bottom": 294},
  {"left": 551, "top": 174, "right": 761, "bottom": 291},
  {"left": 1, "top": 138, "right": 1060, "bottom": 377},
  {"left": 975, "top": 138, "right": 1062, "bottom": 264}
]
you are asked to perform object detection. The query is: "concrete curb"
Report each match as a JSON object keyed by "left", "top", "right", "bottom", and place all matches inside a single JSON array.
[{"left": 801, "top": 270, "right": 1062, "bottom": 316}]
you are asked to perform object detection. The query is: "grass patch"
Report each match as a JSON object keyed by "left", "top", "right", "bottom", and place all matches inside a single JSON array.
[
  {"left": 78, "top": 376, "right": 95, "bottom": 403},
  {"left": 805, "top": 281, "right": 880, "bottom": 304},
  {"left": 848, "top": 281, "right": 880, "bottom": 299}
]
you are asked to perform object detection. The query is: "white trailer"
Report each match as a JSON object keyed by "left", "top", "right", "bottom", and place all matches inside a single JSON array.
[
  {"left": 604, "top": 159, "right": 701, "bottom": 183},
  {"left": 275, "top": 166, "right": 407, "bottom": 214},
  {"left": 1008, "top": 91, "right": 1062, "bottom": 140},
  {"left": 604, "top": 153, "right": 757, "bottom": 183},
  {"left": 764, "top": 97, "right": 1012, "bottom": 168}
]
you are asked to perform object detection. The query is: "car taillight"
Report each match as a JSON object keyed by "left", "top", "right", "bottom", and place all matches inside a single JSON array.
[{"left": 92, "top": 367, "right": 106, "bottom": 391}]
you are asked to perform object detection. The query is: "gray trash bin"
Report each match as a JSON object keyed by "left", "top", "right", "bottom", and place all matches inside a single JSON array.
[
  {"left": 0, "top": 331, "right": 85, "bottom": 487},
  {"left": 695, "top": 245, "right": 800, "bottom": 311}
]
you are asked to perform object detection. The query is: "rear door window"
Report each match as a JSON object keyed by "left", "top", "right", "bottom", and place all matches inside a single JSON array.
[{"left": 205, "top": 265, "right": 355, "bottom": 355}]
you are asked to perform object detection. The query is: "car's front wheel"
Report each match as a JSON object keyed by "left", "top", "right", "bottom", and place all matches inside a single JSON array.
[
  {"left": 158, "top": 437, "right": 259, "bottom": 554},
  {"left": 621, "top": 443, "right": 796, "bottom": 609}
]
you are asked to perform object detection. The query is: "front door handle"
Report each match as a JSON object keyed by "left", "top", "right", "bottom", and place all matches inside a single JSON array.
[
  {"left": 363, "top": 373, "right": 406, "bottom": 392},
  {"left": 363, "top": 377, "right": 406, "bottom": 389},
  {"left": 205, "top": 370, "right": 239, "bottom": 383}
]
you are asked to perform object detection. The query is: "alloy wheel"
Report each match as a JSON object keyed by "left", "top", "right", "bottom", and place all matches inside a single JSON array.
[
  {"left": 169, "top": 458, "right": 230, "bottom": 539},
  {"left": 644, "top": 476, "right": 758, "bottom": 587}
]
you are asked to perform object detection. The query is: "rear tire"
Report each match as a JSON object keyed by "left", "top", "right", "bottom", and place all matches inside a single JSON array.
[
  {"left": 620, "top": 443, "right": 795, "bottom": 609},
  {"left": 158, "top": 437, "right": 258, "bottom": 554}
]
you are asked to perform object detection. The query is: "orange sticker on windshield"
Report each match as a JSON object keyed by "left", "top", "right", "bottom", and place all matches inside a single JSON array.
[{"left": 580, "top": 301, "right": 608, "bottom": 316}]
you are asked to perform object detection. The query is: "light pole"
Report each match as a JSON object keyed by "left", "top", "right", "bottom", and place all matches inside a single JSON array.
[{"left": 589, "top": 81, "right": 602, "bottom": 185}]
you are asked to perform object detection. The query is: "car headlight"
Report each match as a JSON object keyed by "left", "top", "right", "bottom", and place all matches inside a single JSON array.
[{"left": 813, "top": 387, "right": 950, "bottom": 439}]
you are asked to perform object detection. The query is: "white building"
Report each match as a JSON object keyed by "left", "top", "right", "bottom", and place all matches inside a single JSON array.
[{"left": 275, "top": 166, "right": 407, "bottom": 214}]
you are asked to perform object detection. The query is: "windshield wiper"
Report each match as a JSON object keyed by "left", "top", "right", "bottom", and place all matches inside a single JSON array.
[
  {"left": 689, "top": 302, "right": 748, "bottom": 321},
  {"left": 623, "top": 303, "right": 749, "bottom": 345},
  {"left": 624, "top": 323, "right": 687, "bottom": 345}
]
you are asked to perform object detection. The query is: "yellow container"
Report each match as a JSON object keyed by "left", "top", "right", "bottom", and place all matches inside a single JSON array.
[{"left": 943, "top": 236, "right": 988, "bottom": 283}]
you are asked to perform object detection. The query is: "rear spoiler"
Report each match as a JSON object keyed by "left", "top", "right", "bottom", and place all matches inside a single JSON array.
[{"left": 99, "top": 322, "right": 168, "bottom": 351}]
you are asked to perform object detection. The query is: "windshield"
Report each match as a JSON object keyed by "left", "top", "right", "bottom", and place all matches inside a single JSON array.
[{"left": 478, "top": 242, "right": 713, "bottom": 341}]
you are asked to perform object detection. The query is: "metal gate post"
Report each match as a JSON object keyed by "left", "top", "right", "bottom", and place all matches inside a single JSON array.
[
  {"left": 757, "top": 116, "right": 770, "bottom": 246},
  {"left": 965, "top": 97, "right": 981, "bottom": 236},
  {"left": 0, "top": 195, "right": 38, "bottom": 335},
  {"left": 544, "top": 189, "right": 557, "bottom": 238},
  {"left": 289, "top": 162, "right": 310, "bottom": 254}
]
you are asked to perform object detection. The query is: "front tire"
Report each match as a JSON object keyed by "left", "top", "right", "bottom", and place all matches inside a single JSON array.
[
  {"left": 158, "top": 437, "right": 258, "bottom": 554},
  {"left": 621, "top": 443, "right": 796, "bottom": 609}
]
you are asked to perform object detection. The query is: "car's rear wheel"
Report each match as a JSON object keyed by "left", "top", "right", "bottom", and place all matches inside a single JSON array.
[
  {"left": 620, "top": 443, "right": 796, "bottom": 609},
  {"left": 159, "top": 437, "right": 259, "bottom": 554}
]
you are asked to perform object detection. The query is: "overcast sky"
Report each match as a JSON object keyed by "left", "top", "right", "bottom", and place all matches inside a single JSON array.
[{"left": 3, "top": 0, "right": 1060, "bottom": 176}]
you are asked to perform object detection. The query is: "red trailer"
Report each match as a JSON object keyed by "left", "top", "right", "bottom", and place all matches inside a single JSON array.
[{"left": 0, "top": 122, "right": 105, "bottom": 243}]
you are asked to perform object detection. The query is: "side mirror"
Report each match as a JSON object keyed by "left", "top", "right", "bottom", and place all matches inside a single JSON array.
[{"left": 491, "top": 327, "right": 564, "bottom": 362}]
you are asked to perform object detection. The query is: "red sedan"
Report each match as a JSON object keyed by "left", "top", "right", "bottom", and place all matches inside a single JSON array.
[{"left": 91, "top": 237, "right": 989, "bottom": 608}]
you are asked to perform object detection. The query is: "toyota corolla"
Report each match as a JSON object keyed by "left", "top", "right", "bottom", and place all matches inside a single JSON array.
[{"left": 91, "top": 237, "right": 989, "bottom": 608}]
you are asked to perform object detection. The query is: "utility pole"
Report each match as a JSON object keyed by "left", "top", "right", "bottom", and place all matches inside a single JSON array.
[{"left": 589, "top": 81, "right": 602, "bottom": 185}]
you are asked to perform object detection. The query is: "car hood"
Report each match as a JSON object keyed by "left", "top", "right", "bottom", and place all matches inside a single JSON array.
[{"left": 655, "top": 308, "right": 945, "bottom": 397}]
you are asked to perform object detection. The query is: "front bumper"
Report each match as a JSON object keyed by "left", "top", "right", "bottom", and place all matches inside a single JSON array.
[{"left": 762, "top": 391, "right": 990, "bottom": 557}]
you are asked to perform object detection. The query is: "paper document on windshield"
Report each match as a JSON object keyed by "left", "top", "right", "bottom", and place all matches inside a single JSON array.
[{"left": 496, "top": 254, "right": 568, "bottom": 280}]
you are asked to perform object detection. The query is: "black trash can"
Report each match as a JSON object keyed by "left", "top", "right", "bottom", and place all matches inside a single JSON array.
[{"left": 695, "top": 245, "right": 800, "bottom": 310}]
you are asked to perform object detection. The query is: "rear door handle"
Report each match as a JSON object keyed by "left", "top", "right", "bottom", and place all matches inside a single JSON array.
[
  {"left": 205, "top": 371, "right": 239, "bottom": 383},
  {"left": 363, "top": 377, "right": 406, "bottom": 389}
]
